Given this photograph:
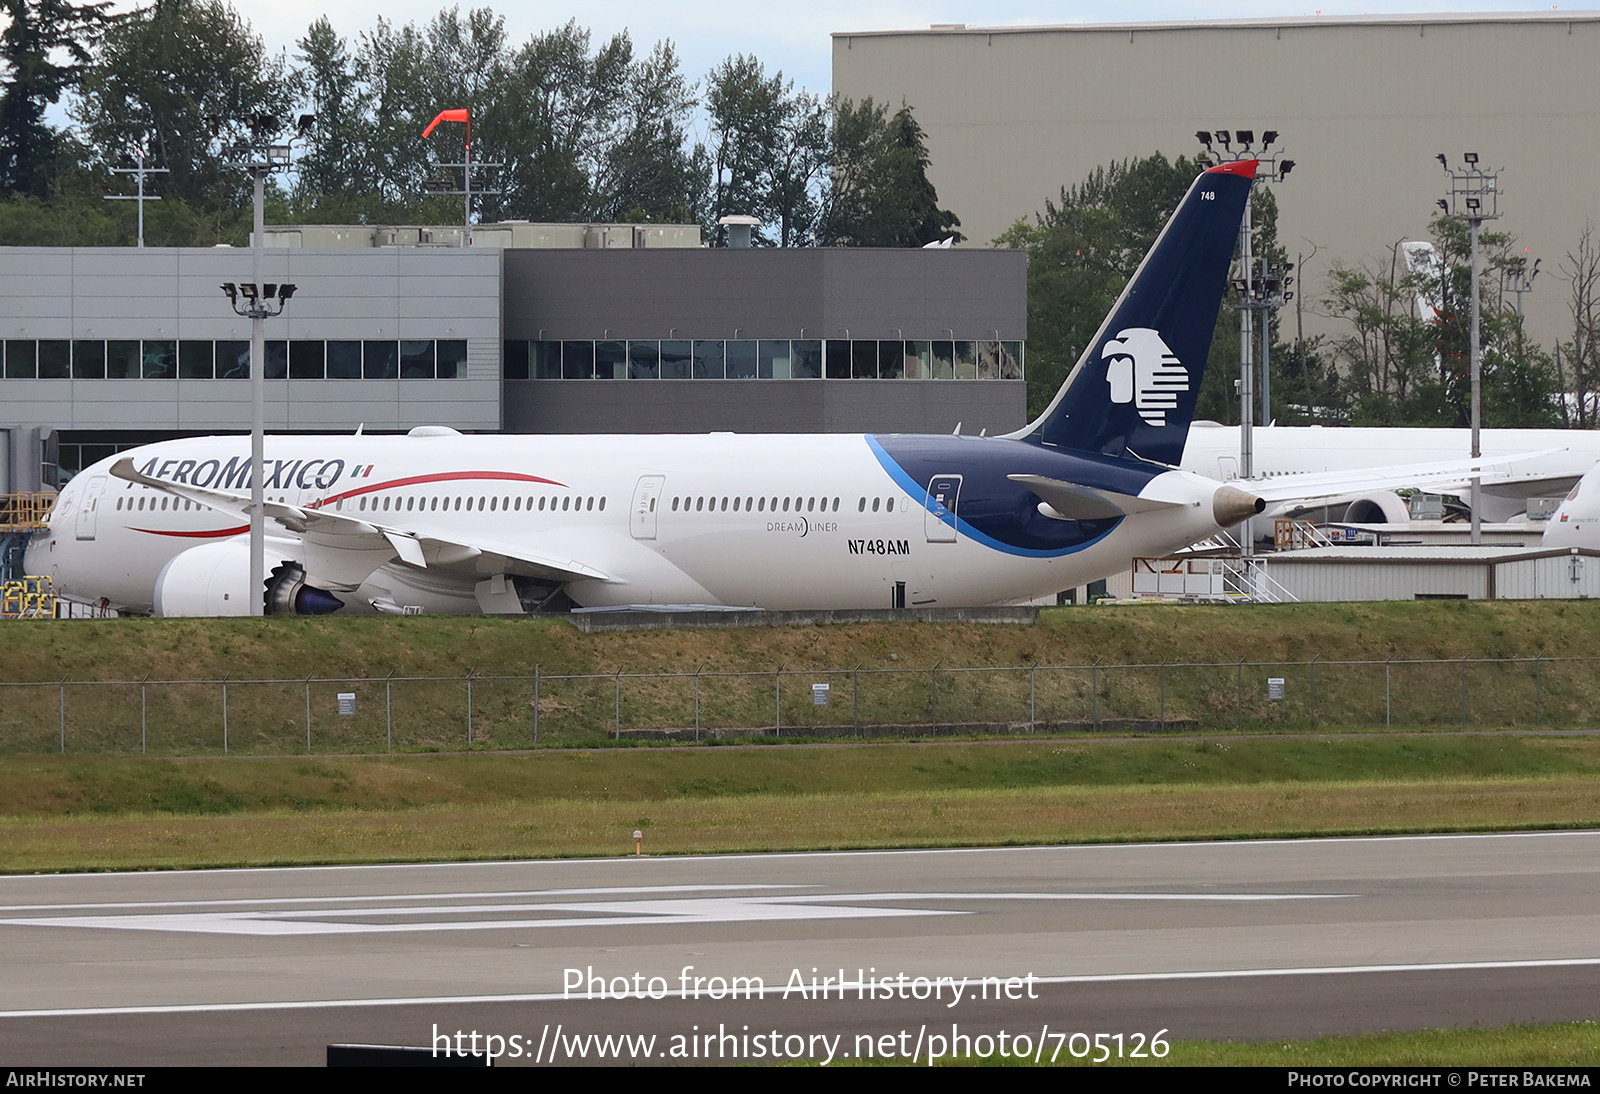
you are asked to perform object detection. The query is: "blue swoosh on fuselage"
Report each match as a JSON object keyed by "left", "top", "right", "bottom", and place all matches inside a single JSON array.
[{"left": 868, "top": 434, "right": 1164, "bottom": 558}]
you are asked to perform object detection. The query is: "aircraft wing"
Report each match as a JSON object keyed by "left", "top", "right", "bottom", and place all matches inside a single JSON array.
[
  {"left": 108, "top": 457, "right": 612, "bottom": 587},
  {"left": 1240, "top": 450, "right": 1566, "bottom": 504},
  {"left": 1007, "top": 474, "right": 1184, "bottom": 520}
]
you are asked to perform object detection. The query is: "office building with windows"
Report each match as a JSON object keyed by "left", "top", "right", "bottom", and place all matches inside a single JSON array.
[{"left": 0, "top": 233, "right": 1026, "bottom": 492}]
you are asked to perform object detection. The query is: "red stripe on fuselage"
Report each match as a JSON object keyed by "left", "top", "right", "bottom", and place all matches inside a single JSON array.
[
  {"left": 132, "top": 525, "right": 250, "bottom": 538},
  {"left": 310, "top": 470, "right": 567, "bottom": 509}
]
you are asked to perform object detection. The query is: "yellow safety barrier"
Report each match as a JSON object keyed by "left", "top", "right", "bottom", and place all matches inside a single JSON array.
[
  {"left": 0, "top": 492, "right": 55, "bottom": 532},
  {"left": 1, "top": 576, "right": 56, "bottom": 620}
]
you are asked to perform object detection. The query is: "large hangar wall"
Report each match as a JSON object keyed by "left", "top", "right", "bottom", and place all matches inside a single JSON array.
[{"left": 832, "top": 12, "right": 1600, "bottom": 347}]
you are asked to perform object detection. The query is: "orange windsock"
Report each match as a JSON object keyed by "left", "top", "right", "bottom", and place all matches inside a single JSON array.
[{"left": 422, "top": 109, "right": 470, "bottom": 139}]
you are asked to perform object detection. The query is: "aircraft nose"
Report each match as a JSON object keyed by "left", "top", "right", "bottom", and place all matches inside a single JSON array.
[{"left": 1212, "top": 484, "right": 1266, "bottom": 527}]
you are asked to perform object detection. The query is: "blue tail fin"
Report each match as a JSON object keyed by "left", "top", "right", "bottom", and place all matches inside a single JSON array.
[{"left": 1007, "top": 160, "right": 1255, "bottom": 466}]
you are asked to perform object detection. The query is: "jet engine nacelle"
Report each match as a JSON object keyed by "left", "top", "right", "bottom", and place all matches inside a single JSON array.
[
  {"left": 153, "top": 539, "right": 257, "bottom": 617},
  {"left": 1341, "top": 491, "right": 1411, "bottom": 525},
  {"left": 153, "top": 540, "right": 344, "bottom": 617}
]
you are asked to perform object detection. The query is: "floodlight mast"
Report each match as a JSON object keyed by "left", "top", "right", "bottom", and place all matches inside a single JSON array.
[
  {"left": 217, "top": 115, "right": 305, "bottom": 614},
  {"left": 1438, "top": 152, "right": 1503, "bottom": 545},
  {"left": 1197, "top": 128, "right": 1293, "bottom": 562},
  {"left": 422, "top": 109, "right": 501, "bottom": 246}
]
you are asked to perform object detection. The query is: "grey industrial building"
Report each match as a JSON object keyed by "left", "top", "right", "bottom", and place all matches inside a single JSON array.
[
  {"left": 0, "top": 229, "right": 1027, "bottom": 493},
  {"left": 832, "top": 11, "right": 1600, "bottom": 348}
]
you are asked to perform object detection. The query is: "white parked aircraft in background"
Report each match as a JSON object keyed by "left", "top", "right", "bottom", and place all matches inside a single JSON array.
[
  {"left": 1180, "top": 424, "right": 1600, "bottom": 524},
  {"left": 24, "top": 160, "right": 1531, "bottom": 617},
  {"left": 1542, "top": 465, "right": 1600, "bottom": 549}
]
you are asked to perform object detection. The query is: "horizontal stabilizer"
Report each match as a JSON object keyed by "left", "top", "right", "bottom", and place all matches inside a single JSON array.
[
  {"left": 1008, "top": 474, "right": 1183, "bottom": 521},
  {"left": 1244, "top": 449, "right": 1566, "bottom": 504}
]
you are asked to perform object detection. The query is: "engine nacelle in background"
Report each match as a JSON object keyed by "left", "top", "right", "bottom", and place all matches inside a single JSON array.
[
  {"left": 153, "top": 540, "right": 344, "bottom": 617},
  {"left": 1341, "top": 491, "right": 1412, "bottom": 525}
]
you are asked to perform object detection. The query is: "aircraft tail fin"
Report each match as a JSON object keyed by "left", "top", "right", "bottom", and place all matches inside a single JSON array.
[{"left": 1005, "top": 160, "right": 1255, "bottom": 466}]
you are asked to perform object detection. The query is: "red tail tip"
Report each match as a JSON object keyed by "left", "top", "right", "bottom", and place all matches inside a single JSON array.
[{"left": 1204, "top": 159, "right": 1259, "bottom": 178}]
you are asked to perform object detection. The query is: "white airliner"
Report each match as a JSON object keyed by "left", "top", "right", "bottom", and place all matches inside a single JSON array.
[
  {"left": 1542, "top": 464, "right": 1600, "bottom": 549},
  {"left": 22, "top": 160, "right": 1528, "bottom": 617}
]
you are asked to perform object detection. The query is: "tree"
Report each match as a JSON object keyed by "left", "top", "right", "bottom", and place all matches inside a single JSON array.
[
  {"left": 1557, "top": 222, "right": 1600, "bottom": 427},
  {"left": 292, "top": 16, "right": 372, "bottom": 205},
  {"left": 1324, "top": 215, "right": 1562, "bottom": 427},
  {"left": 72, "top": 0, "right": 296, "bottom": 223},
  {"left": 703, "top": 54, "right": 827, "bottom": 245},
  {"left": 820, "top": 98, "right": 960, "bottom": 248},
  {"left": 0, "top": 0, "right": 110, "bottom": 197}
]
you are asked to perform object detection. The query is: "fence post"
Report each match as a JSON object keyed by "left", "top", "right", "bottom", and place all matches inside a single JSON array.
[
  {"left": 1385, "top": 657, "right": 1392, "bottom": 730},
  {"left": 693, "top": 666, "right": 701, "bottom": 742},
  {"left": 931, "top": 663, "right": 939, "bottom": 732},
  {"left": 614, "top": 670, "right": 622, "bottom": 740},
  {"left": 1310, "top": 657, "right": 1317, "bottom": 727},
  {"left": 306, "top": 677, "right": 313, "bottom": 753},
  {"left": 59, "top": 677, "right": 65, "bottom": 753},
  {"left": 775, "top": 664, "right": 783, "bottom": 737},
  {"left": 1159, "top": 662, "right": 1166, "bottom": 730},
  {"left": 386, "top": 671, "right": 394, "bottom": 751},
  {"left": 221, "top": 675, "right": 229, "bottom": 755},
  {"left": 1236, "top": 658, "right": 1244, "bottom": 729},
  {"left": 532, "top": 664, "right": 540, "bottom": 746},
  {"left": 854, "top": 664, "right": 861, "bottom": 734},
  {"left": 1029, "top": 666, "right": 1036, "bottom": 732},
  {"left": 141, "top": 676, "right": 148, "bottom": 755},
  {"left": 1535, "top": 656, "right": 1542, "bottom": 726},
  {"left": 1460, "top": 655, "right": 1469, "bottom": 727},
  {"left": 465, "top": 670, "right": 474, "bottom": 746},
  {"left": 1091, "top": 661, "right": 1098, "bottom": 731}
]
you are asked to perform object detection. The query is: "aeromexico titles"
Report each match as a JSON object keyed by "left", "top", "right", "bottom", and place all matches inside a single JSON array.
[{"left": 27, "top": 159, "right": 1494, "bottom": 617}]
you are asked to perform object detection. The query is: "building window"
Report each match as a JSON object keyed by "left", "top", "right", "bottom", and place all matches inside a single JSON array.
[
  {"left": 180, "top": 340, "right": 214, "bottom": 379},
  {"left": 327, "top": 341, "right": 362, "bottom": 379},
  {"left": 290, "top": 340, "right": 325, "bottom": 379},
  {"left": 436, "top": 340, "right": 467, "bottom": 379},
  {"left": 72, "top": 340, "right": 106, "bottom": 379},
  {"left": 400, "top": 340, "right": 434, "bottom": 378},
  {"left": 364, "top": 340, "right": 399, "bottom": 379}
]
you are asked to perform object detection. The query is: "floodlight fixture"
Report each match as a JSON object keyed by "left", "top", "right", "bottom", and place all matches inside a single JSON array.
[
  {"left": 1278, "top": 159, "right": 1295, "bottom": 179},
  {"left": 1466, "top": 196, "right": 1482, "bottom": 211},
  {"left": 1196, "top": 130, "right": 1213, "bottom": 147},
  {"left": 1464, "top": 152, "right": 1479, "bottom": 165},
  {"left": 296, "top": 113, "right": 317, "bottom": 135},
  {"left": 1261, "top": 130, "right": 1279, "bottom": 147},
  {"left": 278, "top": 283, "right": 297, "bottom": 302},
  {"left": 1436, "top": 153, "right": 1448, "bottom": 169},
  {"left": 1237, "top": 129, "right": 1255, "bottom": 147},
  {"left": 239, "top": 282, "right": 258, "bottom": 301},
  {"left": 1216, "top": 130, "right": 1231, "bottom": 148},
  {"left": 267, "top": 144, "right": 291, "bottom": 161},
  {"left": 220, "top": 282, "right": 237, "bottom": 303},
  {"left": 1437, "top": 199, "right": 1449, "bottom": 212},
  {"left": 262, "top": 283, "right": 276, "bottom": 300}
]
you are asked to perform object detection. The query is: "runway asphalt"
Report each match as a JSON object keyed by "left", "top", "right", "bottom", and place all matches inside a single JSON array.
[{"left": 4, "top": 831, "right": 1600, "bottom": 1065}]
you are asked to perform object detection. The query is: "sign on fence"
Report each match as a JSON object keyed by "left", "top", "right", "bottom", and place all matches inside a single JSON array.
[
  {"left": 1267, "top": 678, "right": 1286, "bottom": 701},
  {"left": 337, "top": 693, "right": 356, "bottom": 716},
  {"left": 812, "top": 683, "right": 830, "bottom": 706}
]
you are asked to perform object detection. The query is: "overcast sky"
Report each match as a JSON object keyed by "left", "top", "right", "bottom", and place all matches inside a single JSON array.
[{"left": 178, "top": 1, "right": 1581, "bottom": 104}]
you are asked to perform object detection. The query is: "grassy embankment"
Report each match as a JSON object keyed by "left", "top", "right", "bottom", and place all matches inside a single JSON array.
[
  {"left": 2, "top": 600, "right": 1599, "bottom": 752},
  {"left": 0, "top": 600, "right": 1598, "bottom": 873}
]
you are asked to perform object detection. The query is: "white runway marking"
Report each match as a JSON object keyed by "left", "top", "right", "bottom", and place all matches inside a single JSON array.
[
  {"left": 0, "top": 886, "right": 1351, "bottom": 937},
  {"left": 5, "top": 957, "right": 1600, "bottom": 1020}
]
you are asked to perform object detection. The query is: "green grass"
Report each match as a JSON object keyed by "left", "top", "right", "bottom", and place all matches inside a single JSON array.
[
  {"left": 6, "top": 601, "right": 1600, "bottom": 751},
  {"left": 3, "top": 735, "right": 1600, "bottom": 871}
]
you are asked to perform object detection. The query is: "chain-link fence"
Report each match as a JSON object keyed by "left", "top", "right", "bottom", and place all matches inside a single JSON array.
[{"left": 2, "top": 656, "right": 1595, "bottom": 755}]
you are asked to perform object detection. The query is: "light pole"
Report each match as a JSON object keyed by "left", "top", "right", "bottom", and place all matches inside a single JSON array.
[
  {"left": 103, "top": 148, "right": 168, "bottom": 247},
  {"left": 1438, "top": 152, "right": 1502, "bottom": 545},
  {"left": 218, "top": 117, "right": 304, "bottom": 615},
  {"left": 1197, "top": 129, "right": 1294, "bottom": 557}
]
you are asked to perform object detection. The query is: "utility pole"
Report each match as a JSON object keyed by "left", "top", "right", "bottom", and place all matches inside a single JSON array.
[
  {"left": 103, "top": 148, "right": 169, "bottom": 247},
  {"left": 1438, "top": 152, "right": 1502, "bottom": 546}
]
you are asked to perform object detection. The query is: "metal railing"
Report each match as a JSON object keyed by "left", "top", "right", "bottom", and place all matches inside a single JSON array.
[
  {"left": 1, "top": 655, "right": 1596, "bottom": 755},
  {"left": 0, "top": 493, "right": 54, "bottom": 532}
]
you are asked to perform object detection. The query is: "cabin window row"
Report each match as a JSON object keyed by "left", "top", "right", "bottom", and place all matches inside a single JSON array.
[
  {"left": 504, "top": 339, "right": 1024, "bottom": 381},
  {"left": 338, "top": 494, "right": 607, "bottom": 514},
  {"left": 0, "top": 339, "right": 468, "bottom": 380},
  {"left": 671, "top": 495, "right": 847, "bottom": 514}
]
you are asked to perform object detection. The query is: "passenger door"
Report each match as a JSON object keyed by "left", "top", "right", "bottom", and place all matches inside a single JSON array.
[
  {"left": 630, "top": 475, "right": 665, "bottom": 540},
  {"left": 75, "top": 476, "right": 106, "bottom": 541},
  {"left": 924, "top": 474, "right": 962, "bottom": 543}
]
